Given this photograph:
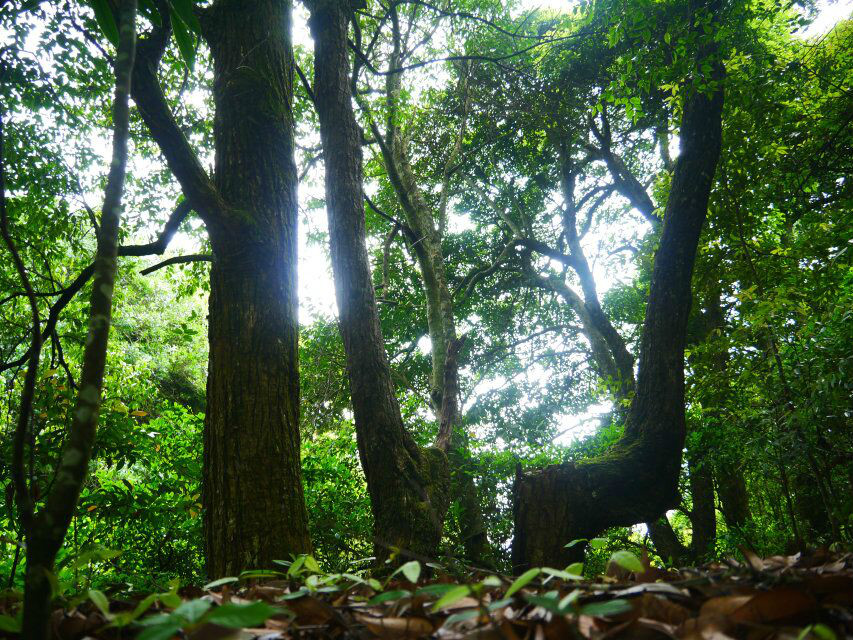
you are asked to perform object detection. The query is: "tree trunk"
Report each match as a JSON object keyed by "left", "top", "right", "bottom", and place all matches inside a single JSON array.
[
  {"left": 716, "top": 466, "right": 750, "bottom": 528},
  {"left": 688, "top": 454, "right": 717, "bottom": 558},
  {"left": 512, "top": 57, "right": 724, "bottom": 570},
  {"left": 365, "top": 9, "right": 487, "bottom": 564},
  {"left": 647, "top": 516, "right": 690, "bottom": 564},
  {"left": 201, "top": 0, "right": 310, "bottom": 577},
  {"left": 309, "top": 0, "right": 449, "bottom": 563},
  {"left": 20, "top": 4, "right": 136, "bottom": 635}
]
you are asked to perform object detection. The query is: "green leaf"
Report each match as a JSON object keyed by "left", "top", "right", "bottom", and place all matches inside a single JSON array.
[
  {"left": 559, "top": 589, "right": 581, "bottom": 610},
  {"left": 415, "top": 583, "right": 459, "bottom": 598},
  {"left": 588, "top": 538, "right": 608, "bottom": 549},
  {"left": 579, "top": 599, "right": 632, "bottom": 617},
  {"left": 304, "top": 554, "right": 321, "bottom": 574},
  {"left": 609, "top": 550, "right": 644, "bottom": 573},
  {"left": 798, "top": 624, "right": 837, "bottom": 640},
  {"left": 564, "top": 538, "right": 587, "bottom": 548},
  {"left": 287, "top": 555, "right": 306, "bottom": 577},
  {"left": 205, "top": 601, "right": 282, "bottom": 628},
  {"left": 480, "top": 575, "right": 502, "bottom": 587},
  {"left": 431, "top": 585, "right": 471, "bottom": 612},
  {"left": 88, "top": 589, "right": 112, "bottom": 618},
  {"left": 173, "top": 598, "right": 211, "bottom": 623},
  {"left": 541, "top": 567, "right": 583, "bottom": 581},
  {"left": 367, "top": 589, "right": 411, "bottom": 605},
  {"left": 505, "top": 567, "right": 540, "bottom": 597},
  {"left": 171, "top": 15, "right": 196, "bottom": 70},
  {"left": 523, "top": 593, "right": 564, "bottom": 614},
  {"left": 444, "top": 608, "right": 480, "bottom": 625},
  {"left": 138, "top": 623, "right": 183, "bottom": 640},
  {"left": 168, "top": 0, "right": 202, "bottom": 33},
  {"left": 89, "top": 0, "right": 119, "bottom": 46},
  {"left": 204, "top": 576, "right": 239, "bottom": 590},
  {"left": 565, "top": 562, "right": 584, "bottom": 576},
  {"left": 399, "top": 560, "right": 421, "bottom": 583}
]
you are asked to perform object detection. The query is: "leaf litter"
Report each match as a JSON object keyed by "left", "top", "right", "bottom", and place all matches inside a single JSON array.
[{"left": 2, "top": 548, "right": 851, "bottom": 639}]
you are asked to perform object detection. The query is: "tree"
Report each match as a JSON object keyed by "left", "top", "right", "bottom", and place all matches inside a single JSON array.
[
  {"left": 3, "top": 3, "right": 137, "bottom": 635},
  {"left": 129, "top": 0, "right": 311, "bottom": 576},
  {"left": 307, "top": 0, "right": 450, "bottom": 562},
  {"left": 511, "top": 1, "right": 726, "bottom": 569}
]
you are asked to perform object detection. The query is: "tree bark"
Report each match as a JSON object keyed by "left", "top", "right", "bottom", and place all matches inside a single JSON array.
[
  {"left": 309, "top": 0, "right": 449, "bottom": 563},
  {"left": 688, "top": 453, "right": 717, "bottom": 558},
  {"left": 196, "top": 0, "right": 311, "bottom": 577},
  {"left": 512, "top": 58, "right": 724, "bottom": 570},
  {"left": 647, "top": 516, "right": 690, "bottom": 564}
]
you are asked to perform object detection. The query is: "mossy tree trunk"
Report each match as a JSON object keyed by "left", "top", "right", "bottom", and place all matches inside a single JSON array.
[
  {"left": 19, "top": 4, "right": 137, "bottom": 635},
  {"left": 359, "top": 6, "right": 488, "bottom": 564},
  {"left": 309, "top": 0, "right": 449, "bottom": 562},
  {"left": 132, "top": 0, "right": 311, "bottom": 577},
  {"left": 512, "top": 52, "right": 724, "bottom": 570}
]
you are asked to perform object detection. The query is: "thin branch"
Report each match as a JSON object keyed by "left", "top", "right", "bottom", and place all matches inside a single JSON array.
[
  {"left": 118, "top": 199, "right": 192, "bottom": 256},
  {"left": 139, "top": 253, "right": 213, "bottom": 275}
]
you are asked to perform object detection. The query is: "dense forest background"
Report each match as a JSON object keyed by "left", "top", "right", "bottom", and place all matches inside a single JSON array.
[{"left": 0, "top": 0, "right": 852, "bottom": 635}]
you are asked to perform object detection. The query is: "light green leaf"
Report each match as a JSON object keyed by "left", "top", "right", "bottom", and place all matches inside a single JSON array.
[
  {"left": 304, "top": 554, "right": 321, "bottom": 574},
  {"left": 564, "top": 538, "right": 587, "bottom": 548},
  {"left": 505, "top": 567, "right": 540, "bottom": 598},
  {"left": 173, "top": 598, "right": 211, "bottom": 623},
  {"left": 399, "top": 560, "right": 421, "bottom": 583},
  {"left": 541, "top": 567, "right": 583, "bottom": 581},
  {"left": 589, "top": 538, "right": 608, "bottom": 549},
  {"left": 88, "top": 589, "right": 112, "bottom": 618},
  {"left": 609, "top": 550, "right": 644, "bottom": 573},
  {"left": 565, "top": 562, "right": 584, "bottom": 576},
  {"left": 432, "top": 585, "right": 471, "bottom": 611},
  {"left": 205, "top": 601, "right": 282, "bottom": 628},
  {"left": 204, "top": 576, "right": 238, "bottom": 590}
]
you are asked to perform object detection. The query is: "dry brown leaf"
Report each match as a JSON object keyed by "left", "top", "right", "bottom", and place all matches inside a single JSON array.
[
  {"left": 287, "top": 594, "right": 345, "bottom": 626},
  {"left": 700, "top": 593, "right": 752, "bottom": 616},
  {"left": 634, "top": 593, "right": 692, "bottom": 625},
  {"left": 678, "top": 616, "right": 737, "bottom": 640},
  {"left": 729, "top": 588, "right": 817, "bottom": 624},
  {"left": 357, "top": 613, "right": 434, "bottom": 638},
  {"left": 739, "top": 545, "right": 765, "bottom": 572}
]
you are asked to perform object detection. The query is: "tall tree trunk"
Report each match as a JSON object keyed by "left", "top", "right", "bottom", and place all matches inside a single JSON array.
[
  {"left": 201, "top": 0, "right": 310, "bottom": 577},
  {"left": 309, "top": 0, "right": 449, "bottom": 562},
  {"left": 362, "top": 10, "right": 488, "bottom": 564},
  {"left": 129, "top": 0, "right": 312, "bottom": 576},
  {"left": 19, "top": 4, "right": 136, "bottom": 635},
  {"left": 512, "top": 56, "right": 724, "bottom": 570}
]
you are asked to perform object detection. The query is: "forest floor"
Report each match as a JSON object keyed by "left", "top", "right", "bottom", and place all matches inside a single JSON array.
[{"left": 12, "top": 548, "right": 853, "bottom": 640}]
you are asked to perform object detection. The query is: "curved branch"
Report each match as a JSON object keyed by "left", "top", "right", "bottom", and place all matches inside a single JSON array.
[{"left": 139, "top": 253, "right": 213, "bottom": 275}]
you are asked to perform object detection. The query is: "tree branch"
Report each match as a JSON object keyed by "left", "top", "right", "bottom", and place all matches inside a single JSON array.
[
  {"left": 130, "top": 1, "right": 226, "bottom": 224},
  {"left": 139, "top": 253, "right": 213, "bottom": 275}
]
